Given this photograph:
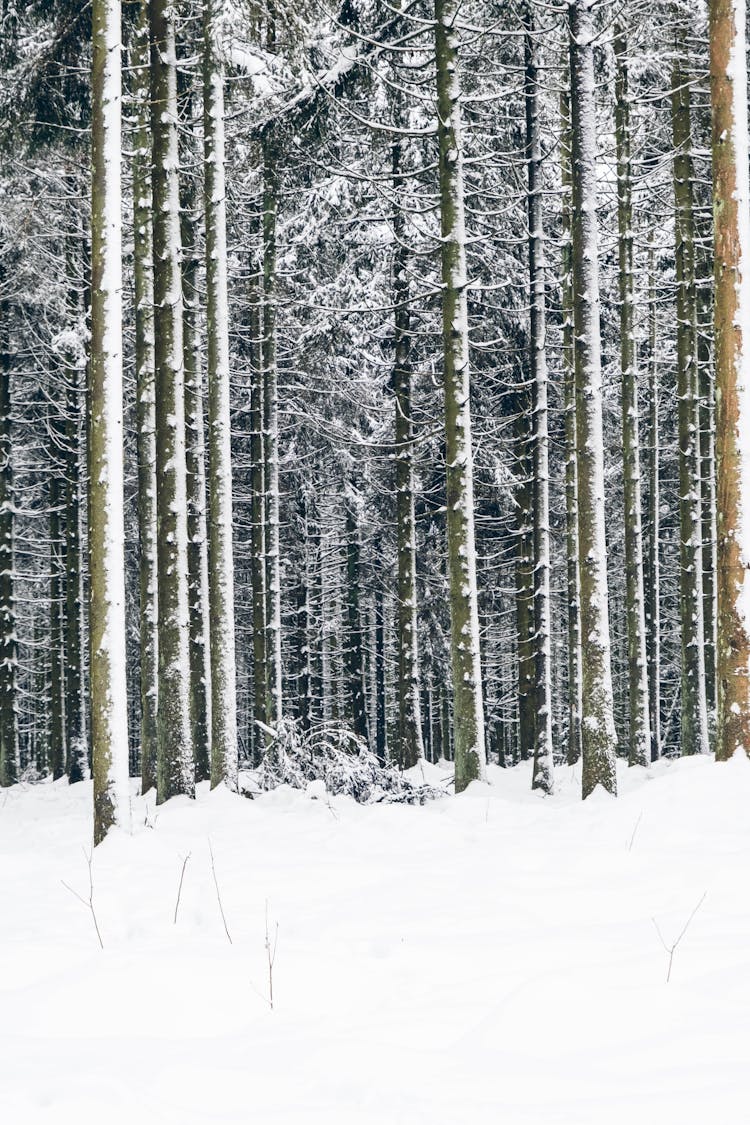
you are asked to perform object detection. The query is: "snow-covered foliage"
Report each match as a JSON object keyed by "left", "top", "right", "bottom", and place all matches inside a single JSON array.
[{"left": 250, "top": 718, "right": 446, "bottom": 804}]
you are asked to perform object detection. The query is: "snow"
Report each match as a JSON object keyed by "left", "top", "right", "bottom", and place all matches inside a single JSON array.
[{"left": 2, "top": 755, "right": 749, "bottom": 1123}]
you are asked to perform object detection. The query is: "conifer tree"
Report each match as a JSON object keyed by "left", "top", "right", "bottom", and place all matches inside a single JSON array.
[
  {"left": 90, "top": 0, "right": 131, "bottom": 842},
  {"left": 710, "top": 0, "right": 750, "bottom": 760},
  {"left": 150, "top": 0, "right": 194, "bottom": 801},
  {"left": 569, "top": 0, "right": 618, "bottom": 797},
  {"left": 434, "top": 0, "right": 486, "bottom": 790}
]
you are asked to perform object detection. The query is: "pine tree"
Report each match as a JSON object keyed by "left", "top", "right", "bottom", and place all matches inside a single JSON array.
[
  {"left": 523, "top": 1, "right": 553, "bottom": 793},
  {"left": 614, "top": 22, "right": 650, "bottom": 768},
  {"left": 0, "top": 263, "right": 17, "bottom": 787},
  {"left": 569, "top": 0, "right": 618, "bottom": 797},
  {"left": 709, "top": 0, "right": 750, "bottom": 760},
  {"left": 392, "top": 130, "right": 424, "bottom": 770},
  {"left": 131, "top": 0, "right": 159, "bottom": 794},
  {"left": 90, "top": 0, "right": 131, "bottom": 842},
  {"left": 150, "top": 0, "right": 194, "bottom": 801},
  {"left": 180, "top": 108, "right": 212, "bottom": 783},
  {"left": 560, "top": 76, "right": 582, "bottom": 767},
  {"left": 434, "top": 0, "right": 486, "bottom": 791},
  {"left": 203, "top": 0, "right": 238, "bottom": 789},
  {"left": 671, "top": 20, "right": 710, "bottom": 757}
]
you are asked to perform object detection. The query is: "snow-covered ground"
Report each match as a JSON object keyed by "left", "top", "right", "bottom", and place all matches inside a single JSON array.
[{"left": 1, "top": 753, "right": 749, "bottom": 1124}]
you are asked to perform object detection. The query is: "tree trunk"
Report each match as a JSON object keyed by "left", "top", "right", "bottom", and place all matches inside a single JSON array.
[
  {"left": 374, "top": 576, "right": 387, "bottom": 764},
  {"left": 515, "top": 405, "right": 535, "bottom": 762},
  {"left": 203, "top": 0, "right": 238, "bottom": 789},
  {"left": 150, "top": 0, "right": 194, "bottom": 801},
  {"left": 645, "top": 233, "right": 662, "bottom": 760},
  {"left": 180, "top": 117, "right": 212, "bottom": 783},
  {"left": 345, "top": 501, "right": 369, "bottom": 743},
  {"left": 671, "top": 26, "right": 710, "bottom": 757},
  {"left": 90, "top": 0, "right": 131, "bottom": 841},
  {"left": 262, "top": 137, "right": 283, "bottom": 728},
  {"left": 697, "top": 235, "right": 718, "bottom": 723},
  {"left": 569, "top": 0, "right": 618, "bottom": 797},
  {"left": 560, "top": 78, "right": 582, "bottom": 767},
  {"left": 709, "top": 0, "right": 750, "bottom": 759},
  {"left": 248, "top": 245, "right": 268, "bottom": 746},
  {"left": 392, "top": 134, "right": 424, "bottom": 770},
  {"left": 523, "top": 3, "right": 553, "bottom": 793},
  {"left": 48, "top": 465, "right": 66, "bottom": 781},
  {"left": 434, "top": 0, "right": 486, "bottom": 790},
  {"left": 64, "top": 330, "right": 87, "bottom": 783},
  {"left": 131, "top": 0, "right": 159, "bottom": 795},
  {"left": 614, "top": 24, "right": 651, "bottom": 767},
  {"left": 0, "top": 273, "right": 17, "bottom": 787}
]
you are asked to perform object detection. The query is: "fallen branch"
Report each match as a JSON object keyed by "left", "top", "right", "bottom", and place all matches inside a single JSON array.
[
  {"left": 62, "top": 847, "right": 104, "bottom": 950},
  {"left": 652, "top": 891, "right": 708, "bottom": 983},
  {"left": 265, "top": 900, "right": 279, "bottom": 1011},
  {"left": 208, "top": 838, "right": 232, "bottom": 944},
  {"left": 173, "top": 852, "right": 191, "bottom": 925}
]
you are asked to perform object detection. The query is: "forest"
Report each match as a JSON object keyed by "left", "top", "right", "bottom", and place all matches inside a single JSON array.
[
  {"left": 1, "top": 1, "right": 750, "bottom": 1120},
  {"left": 1, "top": 0, "right": 749, "bottom": 830}
]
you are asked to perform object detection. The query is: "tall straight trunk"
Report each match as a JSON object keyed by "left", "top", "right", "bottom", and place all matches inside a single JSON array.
[
  {"left": 671, "top": 28, "right": 710, "bottom": 757},
  {"left": 523, "top": 4, "right": 553, "bottom": 793},
  {"left": 345, "top": 502, "right": 369, "bottom": 742},
  {"left": 49, "top": 440, "right": 66, "bottom": 781},
  {"left": 515, "top": 405, "right": 535, "bottom": 761},
  {"left": 614, "top": 24, "right": 651, "bottom": 768},
  {"left": 434, "top": 0, "right": 486, "bottom": 790},
  {"left": 307, "top": 505, "right": 324, "bottom": 726},
  {"left": 374, "top": 573, "right": 387, "bottom": 764},
  {"left": 392, "top": 134, "right": 424, "bottom": 770},
  {"left": 248, "top": 248, "right": 268, "bottom": 741},
  {"left": 180, "top": 121, "right": 212, "bottom": 783},
  {"left": 709, "top": 0, "right": 750, "bottom": 759},
  {"left": 0, "top": 276, "right": 17, "bottom": 787},
  {"left": 150, "top": 0, "right": 194, "bottom": 801},
  {"left": 696, "top": 238, "right": 718, "bottom": 721},
  {"left": 297, "top": 502, "right": 313, "bottom": 733},
  {"left": 560, "top": 79, "right": 582, "bottom": 767},
  {"left": 64, "top": 344, "right": 87, "bottom": 782},
  {"left": 203, "top": 0, "right": 238, "bottom": 789},
  {"left": 568, "top": 0, "right": 618, "bottom": 797},
  {"left": 131, "top": 0, "right": 158, "bottom": 794},
  {"left": 90, "top": 0, "right": 130, "bottom": 842},
  {"left": 646, "top": 233, "right": 662, "bottom": 760},
  {"left": 262, "top": 137, "right": 283, "bottom": 728}
]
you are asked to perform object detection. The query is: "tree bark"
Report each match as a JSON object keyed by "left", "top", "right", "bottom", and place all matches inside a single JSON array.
[
  {"left": 203, "top": 0, "right": 238, "bottom": 789},
  {"left": 90, "top": 0, "right": 131, "bottom": 841},
  {"left": 709, "top": 0, "right": 750, "bottom": 759},
  {"left": 614, "top": 24, "right": 651, "bottom": 768},
  {"left": 0, "top": 271, "right": 17, "bottom": 787},
  {"left": 434, "top": 0, "right": 486, "bottom": 790},
  {"left": 560, "top": 77, "right": 582, "bottom": 767},
  {"left": 262, "top": 137, "right": 283, "bottom": 728},
  {"left": 345, "top": 501, "right": 369, "bottom": 743},
  {"left": 150, "top": 0, "right": 194, "bottom": 800},
  {"left": 671, "top": 26, "right": 710, "bottom": 757},
  {"left": 523, "top": 3, "right": 554, "bottom": 793},
  {"left": 64, "top": 309, "right": 87, "bottom": 784},
  {"left": 179, "top": 112, "right": 212, "bottom": 784},
  {"left": 392, "top": 132, "right": 424, "bottom": 770},
  {"left": 131, "top": 0, "right": 158, "bottom": 796},
  {"left": 645, "top": 233, "right": 662, "bottom": 760},
  {"left": 569, "top": 0, "right": 618, "bottom": 797}
]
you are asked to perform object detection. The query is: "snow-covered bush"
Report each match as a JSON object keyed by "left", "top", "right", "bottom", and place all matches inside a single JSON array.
[{"left": 248, "top": 719, "right": 446, "bottom": 805}]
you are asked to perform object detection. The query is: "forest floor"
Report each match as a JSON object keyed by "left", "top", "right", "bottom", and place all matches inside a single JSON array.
[{"left": 1, "top": 752, "right": 749, "bottom": 1124}]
